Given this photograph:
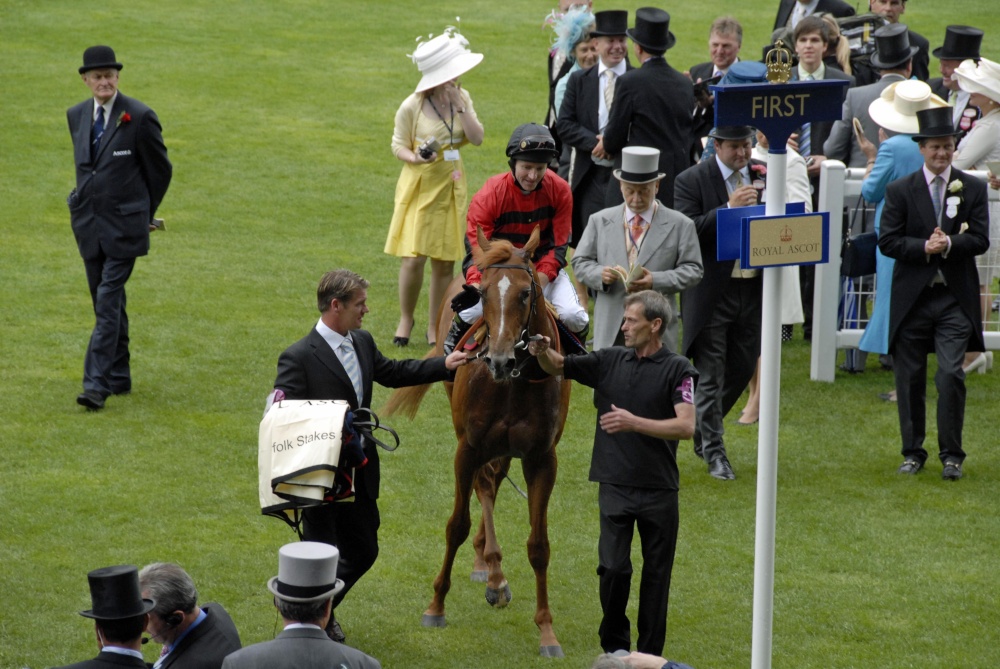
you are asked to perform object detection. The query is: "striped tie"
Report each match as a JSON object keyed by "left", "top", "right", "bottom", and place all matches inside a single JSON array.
[
  {"left": 799, "top": 74, "right": 813, "bottom": 159},
  {"left": 604, "top": 70, "right": 617, "bottom": 115},
  {"left": 91, "top": 105, "right": 105, "bottom": 161},
  {"left": 340, "top": 338, "right": 364, "bottom": 405}
]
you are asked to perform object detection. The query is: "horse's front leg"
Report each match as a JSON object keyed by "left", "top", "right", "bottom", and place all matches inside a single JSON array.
[
  {"left": 472, "top": 457, "right": 512, "bottom": 607},
  {"left": 522, "top": 448, "right": 562, "bottom": 657},
  {"left": 423, "top": 440, "right": 479, "bottom": 627}
]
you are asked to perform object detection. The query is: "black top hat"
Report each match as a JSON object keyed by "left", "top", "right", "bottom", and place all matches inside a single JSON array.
[
  {"left": 627, "top": 7, "right": 675, "bottom": 53},
  {"left": 912, "top": 107, "right": 962, "bottom": 141},
  {"left": 871, "top": 24, "right": 919, "bottom": 70},
  {"left": 79, "top": 565, "right": 156, "bottom": 620},
  {"left": 709, "top": 125, "right": 755, "bottom": 142},
  {"left": 79, "top": 45, "right": 123, "bottom": 74},
  {"left": 932, "top": 25, "right": 984, "bottom": 60},
  {"left": 591, "top": 10, "right": 628, "bottom": 37}
]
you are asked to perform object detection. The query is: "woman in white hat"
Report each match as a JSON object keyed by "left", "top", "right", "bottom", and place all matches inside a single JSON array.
[
  {"left": 952, "top": 57, "right": 1000, "bottom": 372},
  {"left": 857, "top": 81, "right": 947, "bottom": 396},
  {"left": 385, "top": 29, "right": 484, "bottom": 347}
]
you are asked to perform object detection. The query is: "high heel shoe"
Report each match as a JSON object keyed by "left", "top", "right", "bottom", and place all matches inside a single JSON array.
[
  {"left": 393, "top": 336, "right": 410, "bottom": 347},
  {"left": 963, "top": 352, "right": 988, "bottom": 375}
]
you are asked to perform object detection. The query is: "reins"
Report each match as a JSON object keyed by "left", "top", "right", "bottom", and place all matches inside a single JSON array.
[{"left": 481, "top": 260, "right": 542, "bottom": 379}]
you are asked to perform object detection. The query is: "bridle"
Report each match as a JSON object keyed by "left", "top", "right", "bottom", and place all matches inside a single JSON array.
[{"left": 479, "top": 259, "right": 541, "bottom": 379}]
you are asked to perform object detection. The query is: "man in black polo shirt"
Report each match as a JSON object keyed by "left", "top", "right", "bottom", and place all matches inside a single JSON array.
[{"left": 529, "top": 290, "right": 697, "bottom": 657}]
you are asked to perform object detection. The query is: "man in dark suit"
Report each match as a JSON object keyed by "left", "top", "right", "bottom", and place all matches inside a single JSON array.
[
  {"left": 558, "top": 10, "right": 631, "bottom": 246},
  {"left": 825, "top": 24, "right": 918, "bottom": 169},
  {"left": 221, "top": 542, "right": 380, "bottom": 669},
  {"left": 603, "top": 7, "right": 693, "bottom": 209},
  {"left": 878, "top": 106, "right": 989, "bottom": 481},
  {"left": 67, "top": 45, "right": 172, "bottom": 411},
  {"left": 273, "top": 269, "right": 467, "bottom": 642},
  {"left": 54, "top": 565, "right": 154, "bottom": 669},
  {"left": 687, "top": 17, "right": 743, "bottom": 160},
  {"left": 139, "top": 562, "right": 241, "bottom": 669},
  {"left": 674, "top": 125, "right": 765, "bottom": 481},
  {"left": 928, "top": 25, "right": 985, "bottom": 144},
  {"left": 867, "top": 0, "right": 930, "bottom": 82},
  {"left": 773, "top": 0, "right": 855, "bottom": 31}
]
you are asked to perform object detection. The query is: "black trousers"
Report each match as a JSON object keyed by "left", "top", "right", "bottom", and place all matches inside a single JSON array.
[
  {"left": 893, "top": 285, "right": 971, "bottom": 465},
  {"left": 302, "top": 494, "right": 381, "bottom": 609},
  {"left": 82, "top": 253, "right": 135, "bottom": 396},
  {"left": 597, "top": 484, "right": 679, "bottom": 656}
]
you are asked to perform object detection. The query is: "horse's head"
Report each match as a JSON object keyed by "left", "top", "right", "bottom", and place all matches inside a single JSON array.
[{"left": 473, "top": 225, "right": 541, "bottom": 381}]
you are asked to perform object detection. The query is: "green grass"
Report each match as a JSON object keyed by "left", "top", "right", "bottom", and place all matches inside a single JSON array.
[{"left": 3, "top": 1, "right": 1000, "bottom": 667}]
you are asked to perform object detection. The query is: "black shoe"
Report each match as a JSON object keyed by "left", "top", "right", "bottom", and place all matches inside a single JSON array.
[
  {"left": 392, "top": 336, "right": 409, "bottom": 347},
  {"left": 76, "top": 390, "right": 106, "bottom": 410},
  {"left": 942, "top": 460, "right": 963, "bottom": 481},
  {"left": 326, "top": 616, "right": 346, "bottom": 643},
  {"left": 838, "top": 363, "right": 864, "bottom": 374},
  {"left": 897, "top": 459, "right": 923, "bottom": 475},
  {"left": 442, "top": 315, "right": 472, "bottom": 355},
  {"left": 708, "top": 455, "right": 736, "bottom": 480}
]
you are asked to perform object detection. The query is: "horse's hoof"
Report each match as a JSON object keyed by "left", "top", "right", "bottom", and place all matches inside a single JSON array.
[
  {"left": 470, "top": 570, "right": 488, "bottom": 582},
  {"left": 539, "top": 645, "right": 565, "bottom": 658},
  {"left": 421, "top": 613, "right": 447, "bottom": 628},
  {"left": 485, "top": 581, "right": 512, "bottom": 608}
]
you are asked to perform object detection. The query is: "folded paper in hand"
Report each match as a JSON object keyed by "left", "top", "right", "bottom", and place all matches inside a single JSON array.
[{"left": 612, "top": 262, "right": 644, "bottom": 288}]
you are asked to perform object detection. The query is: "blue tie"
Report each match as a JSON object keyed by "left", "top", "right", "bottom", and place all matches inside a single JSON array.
[
  {"left": 799, "top": 74, "right": 813, "bottom": 159},
  {"left": 340, "top": 338, "right": 364, "bottom": 405},
  {"left": 91, "top": 105, "right": 105, "bottom": 161}
]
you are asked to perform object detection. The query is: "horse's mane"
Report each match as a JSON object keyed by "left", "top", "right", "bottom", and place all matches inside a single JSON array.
[{"left": 474, "top": 238, "right": 529, "bottom": 271}]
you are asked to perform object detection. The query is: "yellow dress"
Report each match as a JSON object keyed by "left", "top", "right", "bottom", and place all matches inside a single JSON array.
[{"left": 384, "top": 90, "right": 479, "bottom": 261}]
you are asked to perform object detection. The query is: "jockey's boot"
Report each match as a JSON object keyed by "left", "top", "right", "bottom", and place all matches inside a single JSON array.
[
  {"left": 443, "top": 315, "right": 472, "bottom": 355},
  {"left": 568, "top": 322, "right": 590, "bottom": 355}
]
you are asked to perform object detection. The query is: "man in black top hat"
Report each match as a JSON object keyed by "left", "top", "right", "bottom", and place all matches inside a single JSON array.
[
  {"left": 878, "top": 106, "right": 989, "bottom": 481},
  {"left": 674, "top": 125, "right": 765, "bottom": 481},
  {"left": 867, "top": 0, "right": 930, "bottom": 82},
  {"left": 67, "top": 45, "right": 172, "bottom": 411},
  {"left": 558, "top": 10, "right": 633, "bottom": 247},
  {"left": 603, "top": 7, "right": 693, "bottom": 209},
  {"left": 826, "top": 24, "right": 920, "bottom": 169},
  {"left": 53, "top": 565, "right": 154, "bottom": 668},
  {"left": 929, "top": 25, "right": 985, "bottom": 143}
]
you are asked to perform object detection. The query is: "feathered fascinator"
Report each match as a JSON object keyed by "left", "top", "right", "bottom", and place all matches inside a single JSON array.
[{"left": 545, "top": 7, "right": 596, "bottom": 61}]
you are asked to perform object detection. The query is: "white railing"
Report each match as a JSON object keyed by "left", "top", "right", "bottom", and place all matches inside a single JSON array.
[{"left": 811, "top": 161, "right": 1000, "bottom": 382}]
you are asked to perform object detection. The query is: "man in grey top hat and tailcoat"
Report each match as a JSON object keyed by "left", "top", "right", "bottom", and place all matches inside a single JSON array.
[{"left": 221, "top": 542, "right": 380, "bottom": 669}]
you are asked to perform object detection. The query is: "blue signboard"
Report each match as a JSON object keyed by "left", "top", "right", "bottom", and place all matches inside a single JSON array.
[
  {"left": 717, "top": 202, "right": 806, "bottom": 261},
  {"left": 711, "top": 80, "right": 849, "bottom": 148}
]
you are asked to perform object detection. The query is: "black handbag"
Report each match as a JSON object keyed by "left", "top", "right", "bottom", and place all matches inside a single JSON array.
[{"left": 840, "top": 196, "right": 877, "bottom": 277}]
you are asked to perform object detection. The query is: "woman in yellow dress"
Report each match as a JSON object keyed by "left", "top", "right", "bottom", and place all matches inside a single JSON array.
[{"left": 385, "top": 29, "right": 484, "bottom": 346}]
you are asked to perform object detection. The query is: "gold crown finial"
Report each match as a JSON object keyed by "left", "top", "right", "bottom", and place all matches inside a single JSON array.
[{"left": 766, "top": 40, "right": 792, "bottom": 84}]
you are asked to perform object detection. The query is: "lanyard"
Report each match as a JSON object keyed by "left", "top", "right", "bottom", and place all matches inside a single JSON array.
[{"left": 427, "top": 97, "right": 455, "bottom": 149}]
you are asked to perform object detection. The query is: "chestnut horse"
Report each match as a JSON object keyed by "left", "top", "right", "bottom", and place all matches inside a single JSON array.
[{"left": 384, "top": 226, "right": 571, "bottom": 657}]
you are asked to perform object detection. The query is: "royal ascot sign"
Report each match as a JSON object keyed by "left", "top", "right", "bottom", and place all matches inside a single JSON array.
[{"left": 744, "top": 213, "right": 829, "bottom": 269}]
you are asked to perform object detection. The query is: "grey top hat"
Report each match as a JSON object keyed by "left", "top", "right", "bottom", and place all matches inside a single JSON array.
[
  {"left": 871, "top": 24, "right": 919, "bottom": 70},
  {"left": 614, "top": 146, "right": 665, "bottom": 184},
  {"left": 627, "top": 7, "right": 675, "bottom": 52},
  {"left": 709, "top": 125, "right": 755, "bottom": 142},
  {"left": 267, "top": 542, "right": 345, "bottom": 603},
  {"left": 79, "top": 45, "right": 123, "bottom": 74},
  {"left": 932, "top": 25, "right": 984, "bottom": 60},
  {"left": 80, "top": 565, "right": 156, "bottom": 620},
  {"left": 912, "top": 106, "right": 963, "bottom": 141},
  {"left": 591, "top": 10, "right": 628, "bottom": 37}
]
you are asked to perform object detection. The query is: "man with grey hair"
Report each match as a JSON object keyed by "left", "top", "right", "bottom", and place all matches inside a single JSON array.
[
  {"left": 221, "top": 542, "right": 380, "bottom": 669},
  {"left": 530, "top": 290, "right": 697, "bottom": 656},
  {"left": 138, "top": 562, "right": 241, "bottom": 669}
]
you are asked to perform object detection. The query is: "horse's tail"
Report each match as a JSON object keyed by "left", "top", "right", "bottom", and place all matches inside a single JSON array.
[{"left": 382, "top": 347, "right": 439, "bottom": 419}]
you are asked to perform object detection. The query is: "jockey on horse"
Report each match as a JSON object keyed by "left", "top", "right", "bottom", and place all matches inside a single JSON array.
[{"left": 443, "top": 123, "right": 590, "bottom": 355}]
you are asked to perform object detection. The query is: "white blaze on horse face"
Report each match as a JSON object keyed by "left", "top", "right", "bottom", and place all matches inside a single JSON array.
[{"left": 496, "top": 275, "right": 511, "bottom": 340}]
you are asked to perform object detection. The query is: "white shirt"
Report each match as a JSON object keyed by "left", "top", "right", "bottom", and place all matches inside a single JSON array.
[
  {"left": 316, "top": 318, "right": 354, "bottom": 370},
  {"left": 93, "top": 92, "right": 118, "bottom": 126},
  {"left": 790, "top": 0, "right": 821, "bottom": 28},
  {"left": 597, "top": 59, "right": 627, "bottom": 131},
  {"left": 796, "top": 61, "right": 826, "bottom": 81},
  {"left": 716, "top": 155, "right": 750, "bottom": 199}
]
